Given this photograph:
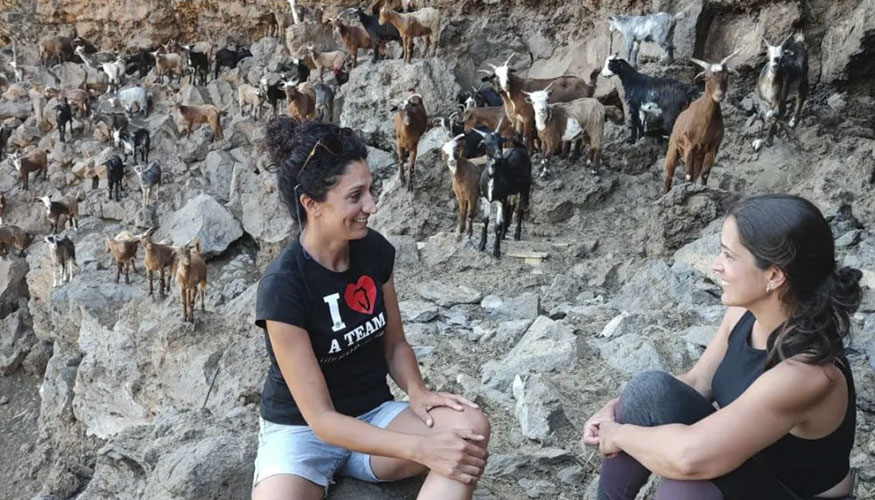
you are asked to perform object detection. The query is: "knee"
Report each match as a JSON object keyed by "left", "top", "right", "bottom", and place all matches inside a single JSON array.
[
  {"left": 438, "top": 407, "right": 491, "bottom": 442},
  {"left": 624, "top": 371, "right": 675, "bottom": 401}
]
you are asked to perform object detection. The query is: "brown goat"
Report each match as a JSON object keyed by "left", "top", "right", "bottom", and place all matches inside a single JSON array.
[
  {"left": 176, "top": 240, "right": 207, "bottom": 323},
  {"left": 330, "top": 18, "right": 376, "bottom": 68},
  {"left": 305, "top": 46, "right": 346, "bottom": 82},
  {"left": 441, "top": 134, "right": 483, "bottom": 237},
  {"left": 139, "top": 227, "right": 176, "bottom": 296},
  {"left": 0, "top": 225, "right": 33, "bottom": 257},
  {"left": 39, "top": 35, "right": 75, "bottom": 66},
  {"left": 483, "top": 54, "right": 596, "bottom": 151},
  {"left": 664, "top": 52, "right": 738, "bottom": 192},
  {"left": 460, "top": 106, "right": 516, "bottom": 138},
  {"left": 284, "top": 82, "right": 317, "bottom": 121},
  {"left": 10, "top": 150, "right": 48, "bottom": 191},
  {"left": 391, "top": 93, "right": 428, "bottom": 190},
  {"left": 44, "top": 87, "right": 90, "bottom": 117},
  {"left": 106, "top": 233, "right": 139, "bottom": 284},
  {"left": 39, "top": 194, "right": 80, "bottom": 233},
  {"left": 177, "top": 104, "right": 223, "bottom": 141},
  {"left": 378, "top": 6, "right": 441, "bottom": 63}
]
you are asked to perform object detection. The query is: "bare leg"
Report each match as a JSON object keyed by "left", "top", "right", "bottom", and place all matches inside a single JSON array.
[{"left": 252, "top": 474, "right": 323, "bottom": 500}]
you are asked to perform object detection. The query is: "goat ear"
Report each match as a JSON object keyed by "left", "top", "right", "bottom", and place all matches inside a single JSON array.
[{"left": 524, "top": 97, "right": 531, "bottom": 103}]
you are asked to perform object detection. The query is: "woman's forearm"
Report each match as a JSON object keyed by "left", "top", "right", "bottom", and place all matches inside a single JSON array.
[
  {"left": 385, "top": 340, "right": 427, "bottom": 396},
  {"left": 312, "top": 411, "right": 422, "bottom": 461},
  {"left": 614, "top": 423, "right": 699, "bottom": 479}
]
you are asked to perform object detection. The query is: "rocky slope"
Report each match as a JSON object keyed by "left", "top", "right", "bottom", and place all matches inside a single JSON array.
[{"left": 0, "top": 0, "right": 873, "bottom": 499}]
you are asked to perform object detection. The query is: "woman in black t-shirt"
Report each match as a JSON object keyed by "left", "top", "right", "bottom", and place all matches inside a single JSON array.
[{"left": 252, "top": 117, "right": 491, "bottom": 500}]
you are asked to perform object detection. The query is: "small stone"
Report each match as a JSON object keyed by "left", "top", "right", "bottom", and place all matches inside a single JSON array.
[
  {"left": 558, "top": 465, "right": 585, "bottom": 485},
  {"left": 835, "top": 230, "right": 862, "bottom": 248},
  {"left": 0, "top": 395, "right": 9, "bottom": 405},
  {"left": 418, "top": 281, "right": 482, "bottom": 307},
  {"left": 518, "top": 478, "right": 557, "bottom": 498},
  {"left": 399, "top": 300, "right": 439, "bottom": 323},
  {"left": 513, "top": 373, "right": 570, "bottom": 442}
]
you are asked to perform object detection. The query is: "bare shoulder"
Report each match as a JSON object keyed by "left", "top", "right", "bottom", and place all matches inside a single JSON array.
[{"left": 753, "top": 359, "right": 837, "bottom": 412}]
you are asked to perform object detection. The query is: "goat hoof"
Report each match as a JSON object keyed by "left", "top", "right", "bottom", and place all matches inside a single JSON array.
[{"left": 752, "top": 139, "right": 763, "bottom": 151}]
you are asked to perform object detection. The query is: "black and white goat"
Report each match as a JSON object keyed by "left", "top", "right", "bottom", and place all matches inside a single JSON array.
[
  {"left": 259, "top": 77, "right": 287, "bottom": 116},
  {"left": 55, "top": 98, "right": 73, "bottom": 144},
  {"left": 132, "top": 162, "right": 161, "bottom": 206},
  {"left": 600, "top": 54, "right": 699, "bottom": 143},
  {"left": 750, "top": 34, "right": 809, "bottom": 151},
  {"left": 113, "top": 127, "right": 150, "bottom": 164},
  {"left": 472, "top": 119, "right": 532, "bottom": 258},
  {"left": 45, "top": 234, "right": 77, "bottom": 287},
  {"left": 457, "top": 85, "right": 503, "bottom": 110},
  {"left": 607, "top": 11, "right": 686, "bottom": 67},
  {"left": 277, "top": 58, "right": 311, "bottom": 85},
  {"left": 437, "top": 113, "right": 487, "bottom": 159},
  {"left": 124, "top": 49, "right": 156, "bottom": 78}
]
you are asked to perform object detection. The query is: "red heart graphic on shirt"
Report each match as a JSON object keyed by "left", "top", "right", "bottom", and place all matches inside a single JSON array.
[{"left": 344, "top": 275, "right": 377, "bottom": 315}]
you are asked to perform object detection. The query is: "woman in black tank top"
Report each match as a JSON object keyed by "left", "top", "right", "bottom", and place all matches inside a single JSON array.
[{"left": 582, "top": 195, "right": 863, "bottom": 500}]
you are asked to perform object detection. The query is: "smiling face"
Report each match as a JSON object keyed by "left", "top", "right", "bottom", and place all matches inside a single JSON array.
[
  {"left": 306, "top": 160, "right": 376, "bottom": 241},
  {"left": 712, "top": 216, "right": 777, "bottom": 307}
]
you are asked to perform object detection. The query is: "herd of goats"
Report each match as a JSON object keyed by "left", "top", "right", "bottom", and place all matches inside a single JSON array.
[{"left": 0, "top": 1, "right": 810, "bottom": 321}]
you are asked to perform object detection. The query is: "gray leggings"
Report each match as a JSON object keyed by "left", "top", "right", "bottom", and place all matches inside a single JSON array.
[{"left": 597, "top": 371, "right": 810, "bottom": 500}]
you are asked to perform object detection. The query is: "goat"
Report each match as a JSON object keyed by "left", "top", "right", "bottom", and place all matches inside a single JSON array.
[
  {"left": 94, "top": 111, "right": 129, "bottom": 138},
  {"left": 352, "top": 7, "right": 402, "bottom": 63},
  {"left": 10, "top": 150, "right": 48, "bottom": 191},
  {"left": 751, "top": 34, "right": 809, "bottom": 151},
  {"left": 284, "top": 81, "right": 317, "bottom": 121},
  {"left": 441, "top": 134, "right": 483, "bottom": 237},
  {"left": 314, "top": 83, "right": 334, "bottom": 122},
  {"left": 526, "top": 88, "right": 618, "bottom": 176},
  {"left": 439, "top": 114, "right": 487, "bottom": 159},
  {"left": 305, "top": 46, "right": 346, "bottom": 83},
  {"left": 458, "top": 85, "right": 503, "bottom": 109},
  {"left": 472, "top": 120, "right": 532, "bottom": 258},
  {"left": 214, "top": 46, "right": 251, "bottom": 80},
  {"left": 177, "top": 104, "right": 223, "bottom": 141},
  {"left": 330, "top": 17, "right": 377, "bottom": 67},
  {"left": 39, "top": 35, "right": 75, "bottom": 66},
  {"left": 44, "top": 235, "right": 76, "bottom": 287},
  {"left": 600, "top": 54, "right": 699, "bottom": 143},
  {"left": 54, "top": 98, "right": 73, "bottom": 144},
  {"left": 113, "top": 127, "right": 150, "bottom": 164},
  {"left": 278, "top": 57, "right": 311, "bottom": 84},
  {"left": 607, "top": 11, "right": 686, "bottom": 67},
  {"left": 105, "top": 154, "right": 124, "bottom": 201},
  {"left": 238, "top": 83, "right": 264, "bottom": 119},
  {"left": 124, "top": 49, "right": 156, "bottom": 78},
  {"left": 184, "top": 44, "right": 209, "bottom": 86},
  {"left": 461, "top": 106, "right": 516, "bottom": 139},
  {"left": 0, "top": 192, "right": 5, "bottom": 225},
  {"left": 39, "top": 194, "right": 80, "bottom": 233},
  {"left": 175, "top": 239, "right": 207, "bottom": 323},
  {"left": 391, "top": 93, "right": 428, "bottom": 190},
  {"left": 664, "top": 52, "right": 739, "bottom": 192},
  {"left": 481, "top": 54, "right": 595, "bottom": 151},
  {"left": 0, "top": 225, "right": 33, "bottom": 257},
  {"left": 73, "top": 45, "right": 99, "bottom": 69},
  {"left": 260, "top": 77, "right": 288, "bottom": 116},
  {"left": 378, "top": 6, "right": 441, "bottom": 63},
  {"left": 139, "top": 227, "right": 175, "bottom": 297},
  {"left": 44, "top": 87, "right": 90, "bottom": 118},
  {"left": 150, "top": 49, "right": 186, "bottom": 85},
  {"left": 0, "top": 126, "right": 10, "bottom": 161},
  {"left": 132, "top": 162, "right": 161, "bottom": 206},
  {"left": 116, "top": 86, "right": 151, "bottom": 117},
  {"left": 275, "top": 12, "right": 296, "bottom": 42},
  {"left": 106, "top": 232, "right": 139, "bottom": 284},
  {"left": 102, "top": 56, "right": 126, "bottom": 94}
]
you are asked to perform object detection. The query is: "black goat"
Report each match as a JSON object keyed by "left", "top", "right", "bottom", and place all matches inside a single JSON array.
[
  {"left": 750, "top": 34, "right": 809, "bottom": 151},
  {"left": 214, "top": 46, "right": 252, "bottom": 80},
  {"left": 55, "top": 98, "right": 73, "bottom": 144},
  {"left": 260, "top": 77, "right": 287, "bottom": 116},
  {"left": 457, "top": 85, "right": 503, "bottom": 109},
  {"left": 472, "top": 121, "right": 532, "bottom": 258},
  {"left": 438, "top": 115, "right": 487, "bottom": 159},
  {"left": 277, "top": 58, "right": 311, "bottom": 85},
  {"left": 352, "top": 7, "right": 402, "bottom": 63},
  {"left": 124, "top": 50, "right": 156, "bottom": 78},
  {"left": 113, "top": 127, "right": 150, "bottom": 164},
  {"left": 184, "top": 45, "right": 209, "bottom": 86},
  {"left": 105, "top": 154, "right": 124, "bottom": 201},
  {"left": 0, "top": 126, "right": 11, "bottom": 161},
  {"left": 600, "top": 55, "right": 699, "bottom": 143}
]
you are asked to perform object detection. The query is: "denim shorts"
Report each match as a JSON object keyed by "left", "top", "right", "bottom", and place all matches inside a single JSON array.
[{"left": 252, "top": 400, "right": 409, "bottom": 494}]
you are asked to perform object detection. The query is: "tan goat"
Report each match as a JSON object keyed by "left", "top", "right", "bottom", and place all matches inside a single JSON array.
[
  {"left": 441, "top": 134, "right": 483, "bottom": 237},
  {"left": 284, "top": 81, "right": 317, "bottom": 121},
  {"left": 664, "top": 51, "right": 738, "bottom": 192},
  {"left": 305, "top": 46, "right": 346, "bottom": 82},
  {"left": 0, "top": 225, "right": 34, "bottom": 257},
  {"left": 106, "top": 232, "right": 139, "bottom": 284},
  {"left": 44, "top": 87, "right": 90, "bottom": 117},
  {"left": 329, "top": 18, "right": 376, "bottom": 68},
  {"left": 139, "top": 227, "right": 176, "bottom": 297},
  {"left": 176, "top": 240, "right": 207, "bottom": 323},
  {"left": 391, "top": 93, "right": 428, "bottom": 190},
  {"left": 10, "top": 150, "right": 48, "bottom": 191},
  {"left": 378, "top": 6, "right": 441, "bottom": 63},
  {"left": 177, "top": 104, "right": 224, "bottom": 141}
]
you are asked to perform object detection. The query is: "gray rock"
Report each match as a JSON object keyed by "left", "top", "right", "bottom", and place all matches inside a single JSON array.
[
  {"left": 399, "top": 300, "right": 439, "bottom": 323},
  {"left": 0, "top": 308, "right": 34, "bottom": 375},
  {"left": 0, "top": 258, "right": 30, "bottom": 318},
  {"left": 0, "top": 395, "right": 8, "bottom": 405},
  {"left": 384, "top": 234, "right": 419, "bottom": 266},
  {"left": 156, "top": 194, "right": 243, "bottom": 258},
  {"left": 485, "top": 446, "right": 575, "bottom": 477},
  {"left": 203, "top": 150, "right": 238, "bottom": 203},
  {"left": 418, "top": 281, "right": 482, "bottom": 307},
  {"left": 481, "top": 292, "right": 540, "bottom": 320},
  {"left": 482, "top": 316, "right": 578, "bottom": 391},
  {"left": 518, "top": 478, "right": 557, "bottom": 498},
  {"left": 820, "top": 0, "right": 875, "bottom": 82},
  {"left": 493, "top": 319, "right": 535, "bottom": 345},
  {"left": 0, "top": 100, "right": 32, "bottom": 120},
  {"left": 594, "top": 333, "right": 668, "bottom": 376},
  {"left": 512, "top": 373, "right": 570, "bottom": 442},
  {"left": 683, "top": 325, "right": 719, "bottom": 348},
  {"left": 835, "top": 229, "right": 862, "bottom": 248},
  {"left": 22, "top": 340, "right": 53, "bottom": 376},
  {"left": 227, "top": 160, "right": 294, "bottom": 248},
  {"left": 366, "top": 146, "right": 397, "bottom": 179},
  {"left": 558, "top": 465, "right": 585, "bottom": 485}
]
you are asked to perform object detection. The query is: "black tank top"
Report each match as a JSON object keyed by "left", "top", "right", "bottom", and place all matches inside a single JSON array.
[{"left": 711, "top": 311, "right": 856, "bottom": 497}]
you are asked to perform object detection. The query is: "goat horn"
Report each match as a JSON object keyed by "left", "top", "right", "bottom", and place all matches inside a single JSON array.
[
  {"left": 689, "top": 58, "right": 710, "bottom": 70},
  {"left": 471, "top": 127, "right": 489, "bottom": 138},
  {"left": 495, "top": 116, "right": 504, "bottom": 134},
  {"left": 452, "top": 134, "right": 465, "bottom": 142},
  {"left": 503, "top": 53, "right": 514, "bottom": 66},
  {"left": 543, "top": 80, "right": 556, "bottom": 92},
  {"left": 486, "top": 63, "right": 497, "bottom": 70},
  {"left": 720, "top": 49, "right": 741, "bottom": 66},
  {"left": 478, "top": 69, "right": 494, "bottom": 75}
]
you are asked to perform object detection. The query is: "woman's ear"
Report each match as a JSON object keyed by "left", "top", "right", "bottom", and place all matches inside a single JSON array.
[
  {"left": 767, "top": 266, "right": 787, "bottom": 291},
  {"left": 301, "top": 193, "right": 321, "bottom": 218}
]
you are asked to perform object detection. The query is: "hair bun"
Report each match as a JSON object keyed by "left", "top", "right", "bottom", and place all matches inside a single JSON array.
[{"left": 265, "top": 115, "right": 302, "bottom": 166}]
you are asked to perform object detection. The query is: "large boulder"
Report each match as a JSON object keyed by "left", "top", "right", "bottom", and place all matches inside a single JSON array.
[
  {"left": 0, "top": 258, "right": 29, "bottom": 317},
  {"left": 155, "top": 194, "right": 244, "bottom": 258},
  {"left": 820, "top": 0, "right": 875, "bottom": 83},
  {"left": 512, "top": 373, "right": 570, "bottom": 442},
  {"left": 227, "top": 160, "right": 294, "bottom": 250}
]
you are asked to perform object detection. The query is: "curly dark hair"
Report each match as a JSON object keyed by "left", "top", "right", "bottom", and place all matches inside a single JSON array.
[
  {"left": 264, "top": 116, "right": 368, "bottom": 228},
  {"left": 728, "top": 194, "right": 863, "bottom": 369}
]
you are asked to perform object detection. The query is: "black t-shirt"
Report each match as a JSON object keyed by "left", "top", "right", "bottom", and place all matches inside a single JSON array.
[{"left": 255, "top": 229, "right": 396, "bottom": 425}]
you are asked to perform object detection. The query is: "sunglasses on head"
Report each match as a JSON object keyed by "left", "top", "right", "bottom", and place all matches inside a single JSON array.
[{"left": 263, "top": 127, "right": 354, "bottom": 178}]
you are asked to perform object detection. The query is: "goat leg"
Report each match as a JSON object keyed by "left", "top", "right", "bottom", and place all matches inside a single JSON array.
[
  {"left": 514, "top": 195, "right": 525, "bottom": 241},
  {"left": 664, "top": 140, "right": 680, "bottom": 192},
  {"left": 115, "top": 261, "right": 122, "bottom": 284},
  {"left": 407, "top": 149, "right": 417, "bottom": 191},
  {"left": 397, "top": 146, "right": 406, "bottom": 185},
  {"left": 457, "top": 199, "right": 467, "bottom": 234},
  {"left": 478, "top": 197, "right": 490, "bottom": 252},
  {"left": 200, "top": 283, "right": 206, "bottom": 312},
  {"left": 180, "top": 285, "right": 188, "bottom": 321},
  {"left": 701, "top": 149, "right": 717, "bottom": 186},
  {"left": 148, "top": 269, "right": 154, "bottom": 296}
]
